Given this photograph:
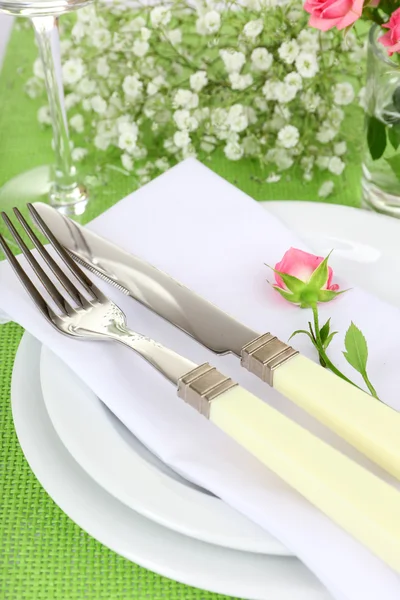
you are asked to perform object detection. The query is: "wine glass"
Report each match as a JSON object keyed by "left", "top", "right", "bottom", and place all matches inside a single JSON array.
[{"left": 0, "top": 0, "right": 92, "bottom": 216}]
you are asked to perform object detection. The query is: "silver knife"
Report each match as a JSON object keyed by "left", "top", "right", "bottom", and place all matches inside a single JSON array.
[{"left": 33, "top": 201, "right": 400, "bottom": 481}]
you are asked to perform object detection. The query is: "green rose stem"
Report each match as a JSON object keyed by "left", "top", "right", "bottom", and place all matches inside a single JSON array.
[{"left": 310, "top": 305, "right": 361, "bottom": 388}]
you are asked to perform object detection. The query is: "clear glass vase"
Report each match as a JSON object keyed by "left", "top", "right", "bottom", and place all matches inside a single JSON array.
[{"left": 362, "top": 25, "right": 400, "bottom": 217}]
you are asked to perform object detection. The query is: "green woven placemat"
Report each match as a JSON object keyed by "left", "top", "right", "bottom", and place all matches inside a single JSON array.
[{"left": 0, "top": 17, "right": 365, "bottom": 600}]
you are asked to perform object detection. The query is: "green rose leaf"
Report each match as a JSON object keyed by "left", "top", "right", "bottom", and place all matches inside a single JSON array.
[
  {"left": 319, "top": 317, "right": 331, "bottom": 345},
  {"left": 273, "top": 270, "right": 305, "bottom": 294},
  {"left": 388, "top": 124, "right": 400, "bottom": 151},
  {"left": 343, "top": 322, "right": 368, "bottom": 376},
  {"left": 385, "top": 154, "right": 400, "bottom": 182},
  {"left": 367, "top": 116, "right": 387, "bottom": 160},
  {"left": 272, "top": 285, "right": 301, "bottom": 304}
]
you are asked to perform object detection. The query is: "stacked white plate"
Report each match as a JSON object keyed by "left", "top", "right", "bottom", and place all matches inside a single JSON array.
[{"left": 11, "top": 201, "right": 400, "bottom": 600}]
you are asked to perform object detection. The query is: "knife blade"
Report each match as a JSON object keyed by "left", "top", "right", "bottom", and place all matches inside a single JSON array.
[{"left": 33, "top": 201, "right": 400, "bottom": 481}]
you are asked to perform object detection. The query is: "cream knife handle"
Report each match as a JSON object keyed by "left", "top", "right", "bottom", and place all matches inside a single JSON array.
[
  {"left": 241, "top": 334, "right": 400, "bottom": 480},
  {"left": 273, "top": 354, "right": 400, "bottom": 479},
  {"left": 208, "top": 384, "right": 400, "bottom": 574}
]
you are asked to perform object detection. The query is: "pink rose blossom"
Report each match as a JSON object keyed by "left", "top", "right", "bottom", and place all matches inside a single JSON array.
[
  {"left": 274, "top": 248, "right": 339, "bottom": 291},
  {"left": 304, "top": 0, "right": 364, "bottom": 32},
  {"left": 379, "top": 8, "right": 400, "bottom": 55}
]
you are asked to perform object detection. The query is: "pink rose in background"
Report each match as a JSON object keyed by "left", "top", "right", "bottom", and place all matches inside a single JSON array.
[
  {"left": 274, "top": 248, "right": 339, "bottom": 291},
  {"left": 379, "top": 8, "right": 400, "bottom": 55},
  {"left": 304, "top": 0, "right": 364, "bottom": 31}
]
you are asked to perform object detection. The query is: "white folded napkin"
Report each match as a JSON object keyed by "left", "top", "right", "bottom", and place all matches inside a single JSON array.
[{"left": 1, "top": 158, "right": 400, "bottom": 600}]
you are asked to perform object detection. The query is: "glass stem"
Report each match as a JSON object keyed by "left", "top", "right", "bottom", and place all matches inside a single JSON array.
[{"left": 31, "top": 16, "right": 79, "bottom": 198}]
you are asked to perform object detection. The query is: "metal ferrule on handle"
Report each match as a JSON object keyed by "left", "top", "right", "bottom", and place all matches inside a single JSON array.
[{"left": 241, "top": 333, "right": 298, "bottom": 386}]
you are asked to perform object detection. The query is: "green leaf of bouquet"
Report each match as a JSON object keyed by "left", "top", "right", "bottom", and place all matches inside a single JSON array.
[
  {"left": 272, "top": 285, "right": 300, "bottom": 304},
  {"left": 367, "top": 116, "right": 387, "bottom": 160},
  {"left": 288, "top": 329, "right": 313, "bottom": 341},
  {"left": 385, "top": 154, "right": 400, "bottom": 182},
  {"left": 343, "top": 322, "right": 368, "bottom": 376},
  {"left": 388, "top": 124, "right": 400, "bottom": 151},
  {"left": 308, "top": 254, "right": 330, "bottom": 291},
  {"left": 324, "top": 331, "right": 338, "bottom": 349},
  {"left": 319, "top": 317, "right": 331, "bottom": 345},
  {"left": 393, "top": 86, "right": 400, "bottom": 113}
]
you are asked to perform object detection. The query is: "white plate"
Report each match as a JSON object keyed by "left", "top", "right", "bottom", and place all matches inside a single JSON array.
[
  {"left": 39, "top": 200, "right": 400, "bottom": 560},
  {"left": 12, "top": 334, "right": 330, "bottom": 600},
  {"left": 40, "top": 347, "right": 286, "bottom": 555}
]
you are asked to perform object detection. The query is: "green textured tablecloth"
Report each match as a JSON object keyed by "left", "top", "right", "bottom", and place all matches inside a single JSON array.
[{"left": 0, "top": 20, "right": 364, "bottom": 600}]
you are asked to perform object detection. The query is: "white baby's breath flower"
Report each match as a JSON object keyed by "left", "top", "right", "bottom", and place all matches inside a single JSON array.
[
  {"left": 71, "top": 22, "right": 85, "bottom": 42},
  {"left": 334, "top": 141, "right": 347, "bottom": 156},
  {"left": 82, "top": 99, "right": 91, "bottom": 112},
  {"left": 229, "top": 73, "right": 253, "bottom": 90},
  {"left": 219, "top": 50, "right": 246, "bottom": 73},
  {"left": 117, "top": 120, "right": 139, "bottom": 137},
  {"left": 123, "top": 75, "right": 143, "bottom": 99},
  {"left": 262, "top": 79, "right": 278, "bottom": 101},
  {"left": 96, "top": 57, "right": 110, "bottom": 78},
  {"left": 251, "top": 48, "right": 273, "bottom": 71},
  {"left": 173, "top": 109, "right": 199, "bottom": 131},
  {"left": 227, "top": 104, "right": 248, "bottom": 133},
  {"left": 275, "top": 82, "right": 297, "bottom": 103},
  {"left": 91, "top": 28, "right": 111, "bottom": 49},
  {"left": 155, "top": 158, "right": 170, "bottom": 171},
  {"left": 301, "top": 89, "right": 321, "bottom": 113},
  {"left": 328, "top": 107, "right": 345, "bottom": 129},
  {"left": 277, "top": 125, "right": 300, "bottom": 148},
  {"left": 190, "top": 71, "right": 208, "bottom": 92},
  {"left": 33, "top": 58, "right": 45, "bottom": 80},
  {"left": 297, "top": 29, "right": 319, "bottom": 52},
  {"left": 174, "top": 130, "right": 191, "bottom": 148},
  {"left": 224, "top": 141, "right": 244, "bottom": 161},
  {"left": 77, "top": 78, "right": 96, "bottom": 96},
  {"left": 133, "top": 40, "right": 149, "bottom": 57},
  {"left": 94, "top": 134, "right": 110, "bottom": 151},
  {"left": 121, "top": 153, "right": 133, "bottom": 172},
  {"left": 318, "top": 180, "right": 334, "bottom": 198},
  {"left": 243, "top": 19, "right": 263, "bottom": 39},
  {"left": 140, "top": 27, "right": 151, "bottom": 41},
  {"left": 118, "top": 130, "right": 138, "bottom": 153},
  {"left": 166, "top": 28, "right": 182, "bottom": 45},
  {"left": 71, "top": 147, "right": 88, "bottom": 162},
  {"left": 202, "top": 10, "right": 221, "bottom": 34},
  {"left": 122, "top": 16, "right": 146, "bottom": 32},
  {"left": 69, "top": 114, "right": 85, "bottom": 133},
  {"left": 91, "top": 95, "right": 107, "bottom": 115},
  {"left": 274, "top": 148, "right": 294, "bottom": 171},
  {"left": 266, "top": 173, "right": 281, "bottom": 183},
  {"left": 62, "top": 58, "right": 84, "bottom": 85},
  {"left": 284, "top": 72, "right": 302, "bottom": 91},
  {"left": 37, "top": 106, "right": 51, "bottom": 125},
  {"left": 316, "top": 156, "right": 330, "bottom": 170},
  {"left": 278, "top": 40, "right": 300, "bottom": 65},
  {"left": 173, "top": 89, "right": 199, "bottom": 109},
  {"left": 150, "top": 6, "right": 171, "bottom": 27},
  {"left": 328, "top": 156, "right": 345, "bottom": 175},
  {"left": 316, "top": 123, "right": 338, "bottom": 143},
  {"left": 295, "top": 52, "right": 319, "bottom": 78},
  {"left": 333, "top": 82, "right": 355, "bottom": 105},
  {"left": 254, "top": 96, "right": 268, "bottom": 111}
]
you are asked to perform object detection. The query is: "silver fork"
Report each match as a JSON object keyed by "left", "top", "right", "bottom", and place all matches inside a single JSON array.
[
  {"left": 3, "top": 205, "right": 400, "bottom": 575},
  {"left": 0, "top": 204, "right": 200, "bottom": 386}
]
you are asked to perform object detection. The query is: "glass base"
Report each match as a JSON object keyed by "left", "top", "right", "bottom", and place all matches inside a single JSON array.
[
  {"left": 0, "top": 165, "right": 88, "bottom": 217},
  {"left": 362, "top": 175, "right": 400, "bottom": 218}
]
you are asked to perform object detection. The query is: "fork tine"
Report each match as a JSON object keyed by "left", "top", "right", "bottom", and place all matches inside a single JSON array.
[
  {"left": 28, "top": 203, "right": 105, "bottom": 302},
  {"left": 13, "top": 208, "right": 87, "bottom": 309},
  {"left": 1, "top": 212, "right": 73, "bottom": 317},
  {"left": 0, "top": 233, "right": 57, "bottom": 325}
]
